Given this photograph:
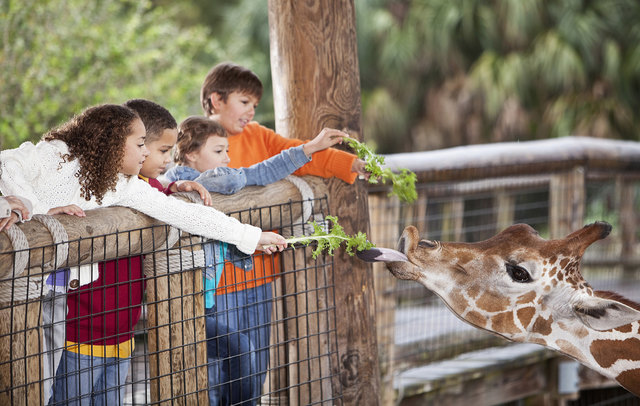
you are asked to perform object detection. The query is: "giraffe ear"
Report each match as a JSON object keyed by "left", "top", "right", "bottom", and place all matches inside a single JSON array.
[{"left": 573, "top": 296, "right": 640, "bottom": 331}]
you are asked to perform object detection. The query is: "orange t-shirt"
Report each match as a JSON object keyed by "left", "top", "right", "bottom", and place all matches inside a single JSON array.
[{"left": 215, "top": 122, "right": 358, "bottom": 294}]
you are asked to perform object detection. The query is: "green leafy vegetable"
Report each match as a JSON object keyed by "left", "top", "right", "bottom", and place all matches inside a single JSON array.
[
  {"left": 344, "top": 137, "right": 417, "bottom": 203},
  {"left": 285, "top": 215, "right": 375, "bottom": 259}
]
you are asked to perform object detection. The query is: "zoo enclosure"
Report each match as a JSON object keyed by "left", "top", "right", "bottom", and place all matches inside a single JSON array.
[
  {"left": 0, "top": 176, "right": 344, "bottom": 405},
  {"left": 369, "top": 136, "right": 640, "bottom": 405}
]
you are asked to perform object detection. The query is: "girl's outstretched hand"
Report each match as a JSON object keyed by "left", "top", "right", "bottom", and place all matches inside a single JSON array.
[
  {"left": 172, "top": 180, "right": 212, "bottom": 206},
  {"left": 303, "top": 128, "right": 349, "bottom": 157},
  {"left": 47, "top": 204, "right": 86, "bottom": 217},
  {"left": 257, "top": 232, "right": 287, "bottom": 254}
]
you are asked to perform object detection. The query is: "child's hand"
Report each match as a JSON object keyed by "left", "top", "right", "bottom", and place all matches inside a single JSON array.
[
  {"left": 351, "top": 158, "right": 371, "bottom": 180},
  {"left": 172, "top": 180, "right": 212, "bottom": 206},
  {"left": 257, "top": 232, "right": 287, "bottom": 254},
  {"left": 303, "top": 128, "right": 350, "bottom": 157},
  {"left": 5, "top": 196, "right": 31, "bottom": 221},
  {"left": 0, "top": 212, "right": 20, "bottom": 232},
  {"left": 47, "top": 205, "right": 86, "bottom": 217}
]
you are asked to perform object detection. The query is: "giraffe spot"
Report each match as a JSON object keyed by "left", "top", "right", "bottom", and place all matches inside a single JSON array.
[
  {"left": 516, "top": 291, "right": 536, "bottom": 305},
  {"left": 517, "top": 307, "right": 536, "bottom": 329},
  {"left": 466, "top": 285, "right": 482, "bottom": 300},
  {"left": 449, "top": 290, "right": 469, "bottom": 313},
  {"left": 477, "top": 292, "right": 510, "bottom": 313},
  {"left": 531, "top": 337, "right": 547, "bottom": 346},
  {"left": 557, "top": 339, "right": 584, "bottom": 360},
  {"left": 617, "top": 369, "right": 640, "bottom": 395},
  {"left": 615, "top": 324, "right": 633, "bottom": 334},
  {"left": 465, "top": 310, "right": 486, "bottom": 328},
  {"left": 532, "top": 315, "right": 553, "bottom": 335},
  {"left": 557, "top": 272, "right": 564, "bottom": 281},
  {"left": 549, "top": 256, "right": 557, "bottom": 264},
  {"left": 556, "top": 320, "right": 588, "bottom": 338},
  {"left": 548, "top": 267, "right": 557, "bottom": 278},
  {"left": 560, "top": 258, "right": 570, "bottom": 268},
  {"left": 591, "top": 338, "right": 640, "bottom": 368},
  {"left": 491, "top": 311, "right": 520, "bottom": 335}
]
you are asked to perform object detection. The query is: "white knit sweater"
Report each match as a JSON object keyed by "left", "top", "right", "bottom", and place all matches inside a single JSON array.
[{"left": 0, "top": 140, "right": 261, "bottom": 254}]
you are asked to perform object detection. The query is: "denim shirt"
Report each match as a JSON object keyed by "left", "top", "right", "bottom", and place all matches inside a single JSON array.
[{"left": 164, "top": 145, "right": 310, "bottom": 194}]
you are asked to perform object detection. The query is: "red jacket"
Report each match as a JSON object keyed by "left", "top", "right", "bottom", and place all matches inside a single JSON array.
[{"left": 65, "top": 176, "right": 169, "bottom": 346}]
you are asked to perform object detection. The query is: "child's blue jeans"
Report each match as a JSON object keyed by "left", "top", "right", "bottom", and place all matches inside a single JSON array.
[
  {"left": 205, "top": 306, "right": 258, "bottom": 405},
  {"left": 214, "top": 282, "right": 273, "bottom": 392},
  {"left": 48, "top": 350, "right": 130, "bottom": 406}
]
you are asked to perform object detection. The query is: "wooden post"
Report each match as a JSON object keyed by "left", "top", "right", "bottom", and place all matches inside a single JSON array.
[
  {"left": 495, "top": 189, "right": 515, "bottom": 233},
  {"left": 549, "top": 167, "right": 585, "bottom": 238},
  {"left": 268, "top": 1, "right": 380, "bottom": 404},
  {"left": 146, "top": 268, "right": 208, "bottom": 405},
  {"left": 368, "top": 193, "right": 401, "bottom": 405},
  {"left": 0, "top": 299, "right": 42, "bottom": 406},
  {"left": 617, "top": 176, "right": 637, "bottom": 279}
]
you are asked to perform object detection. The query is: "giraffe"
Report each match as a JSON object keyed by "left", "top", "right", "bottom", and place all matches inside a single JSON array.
[{"left": 358, "top": 221, "right": 640, "bottom": 396}]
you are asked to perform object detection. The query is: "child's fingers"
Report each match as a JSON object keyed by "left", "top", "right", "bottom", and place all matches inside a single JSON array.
[
  {"left": 62, "top": 205, "right": 86, "bottom": 217},
  {"left": 0, "top": 216, "right": 13, "bottom": 232},
  {"left": 201, "top": 190, "right": 212, "bottom": 206}
]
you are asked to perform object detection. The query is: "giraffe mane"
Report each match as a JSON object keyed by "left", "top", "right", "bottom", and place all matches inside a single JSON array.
[{"left": 594, "top": 290, "right": 640, "bottom": 311}]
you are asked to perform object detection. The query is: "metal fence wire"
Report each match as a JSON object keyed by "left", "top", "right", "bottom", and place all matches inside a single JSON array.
[{"left": 0, "top": 196, "right": 342, "bottom": 405}]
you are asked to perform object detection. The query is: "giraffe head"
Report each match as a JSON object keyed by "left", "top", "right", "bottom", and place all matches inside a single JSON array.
[{"left": 374, "top": 222, "right": 640, "bottom": 342}]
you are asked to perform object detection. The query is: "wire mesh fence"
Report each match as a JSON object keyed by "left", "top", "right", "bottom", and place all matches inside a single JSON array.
[{"left": 0, "top": 195, "right": 342, "bottom": 405}]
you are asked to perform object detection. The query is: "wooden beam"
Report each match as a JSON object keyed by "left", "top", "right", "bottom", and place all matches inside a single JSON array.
[
  {"left": 0, "top": 176, "right": 328, "bottom": 279},
  {"left": 268, "top": 1, "right": 380, "bottom": 404}
]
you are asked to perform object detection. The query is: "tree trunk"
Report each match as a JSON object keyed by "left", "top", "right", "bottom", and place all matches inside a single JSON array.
[{"left": 268, "top": 1, "right": 380, "bottom": 404}]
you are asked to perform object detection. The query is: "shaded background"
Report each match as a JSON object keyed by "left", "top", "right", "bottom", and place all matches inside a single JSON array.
[{"left": 3, "top": 0, "right": 640, "bottom": 153}]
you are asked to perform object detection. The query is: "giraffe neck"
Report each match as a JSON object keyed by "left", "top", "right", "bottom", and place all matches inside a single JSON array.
[{"left": 448, "top": 285, "right": 640, "bottom": 395}]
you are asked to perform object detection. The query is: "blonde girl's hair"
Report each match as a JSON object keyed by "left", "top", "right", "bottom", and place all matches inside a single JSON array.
[{"left": 175, "top": 116, "right": 227, "bottom": 165}]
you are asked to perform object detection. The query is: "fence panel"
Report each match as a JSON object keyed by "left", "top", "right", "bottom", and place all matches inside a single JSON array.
[{"left": 0, "top": 188, "right": 342, "bottom": 405}]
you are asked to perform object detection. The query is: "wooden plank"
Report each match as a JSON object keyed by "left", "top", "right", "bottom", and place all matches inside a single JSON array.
[
  {"left": 618, "top": 176, "right": 638, "bottom": 279},
  {"left": 146, "top": 267, "right": 208, "bottom": 405},
  {"left": 396, "top": 344, "right": 557, "bottom": 406},
  {"left": 0, "top": 177, "right": 329, "bottom": 279},
  {"left": 0, "top": 299, "right": 42, "bottom": 406},
  {"left": 268, "top": 1, "right": 379, "bottom": 404},
  {"left": 495, "top": 189, "right": 515, "bottom": 232},
  {"left": 382, "top": 136, "right": 640, "bottom": 183},
  {"left": 368, "top": 193, "right": 401, "bottom": 405},
  {"left": 549, "top": 167, "right": 585, "bottom": 238}
]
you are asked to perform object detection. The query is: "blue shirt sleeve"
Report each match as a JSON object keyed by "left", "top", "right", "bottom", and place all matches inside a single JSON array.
[
  {"left": 195, "top": 167, "right": 248, "bottom": 194},
  {"left": 243, "top": 145, "right": 310, "bottom": 186}
]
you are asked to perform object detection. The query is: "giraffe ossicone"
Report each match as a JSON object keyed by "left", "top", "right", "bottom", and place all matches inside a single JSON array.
[{"left": 375, "top": 221, "right": 640, "bottom": 396}]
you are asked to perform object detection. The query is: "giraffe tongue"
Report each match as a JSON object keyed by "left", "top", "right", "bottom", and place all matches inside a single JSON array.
[{"left": 356, "top": 247, "right": 408, "bottom": 263}]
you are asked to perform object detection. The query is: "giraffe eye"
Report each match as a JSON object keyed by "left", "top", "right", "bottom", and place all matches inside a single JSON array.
[{"left": 506, "top": 263, "right": 532, "bottom": 283}]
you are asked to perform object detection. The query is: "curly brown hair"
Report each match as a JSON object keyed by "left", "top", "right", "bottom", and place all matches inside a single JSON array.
[
  {"left": 43, "top": 104, "right": 140, "bottom": 204},
  {"left": 200, "top": 62, "right": 263, "bottom": 117},
  {"left": 175, "top": 116, "right": 226, "bottom": 165}
]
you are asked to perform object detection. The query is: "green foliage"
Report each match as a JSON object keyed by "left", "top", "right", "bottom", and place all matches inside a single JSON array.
[
  {"left": 0, "top": 0, "right": 223, "bottom": 148},
  {"left": 285, "top": 215, "right": 375, "bottom": 259},
  {"left": 357, "top": 0, "right": 640, "bottom": 151},
  {"left": 344, "top": 138, "right": 417, "bottom": 203}
]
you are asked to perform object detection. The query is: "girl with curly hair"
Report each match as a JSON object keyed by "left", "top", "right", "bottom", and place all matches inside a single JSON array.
[{"left": 0, "top": 103, "right": 286, "bottom": 405}]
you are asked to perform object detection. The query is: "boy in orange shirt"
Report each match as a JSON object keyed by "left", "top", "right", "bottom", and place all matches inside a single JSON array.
[{"left": 200, "top": 62, "right": 368, "bottom": 394}]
